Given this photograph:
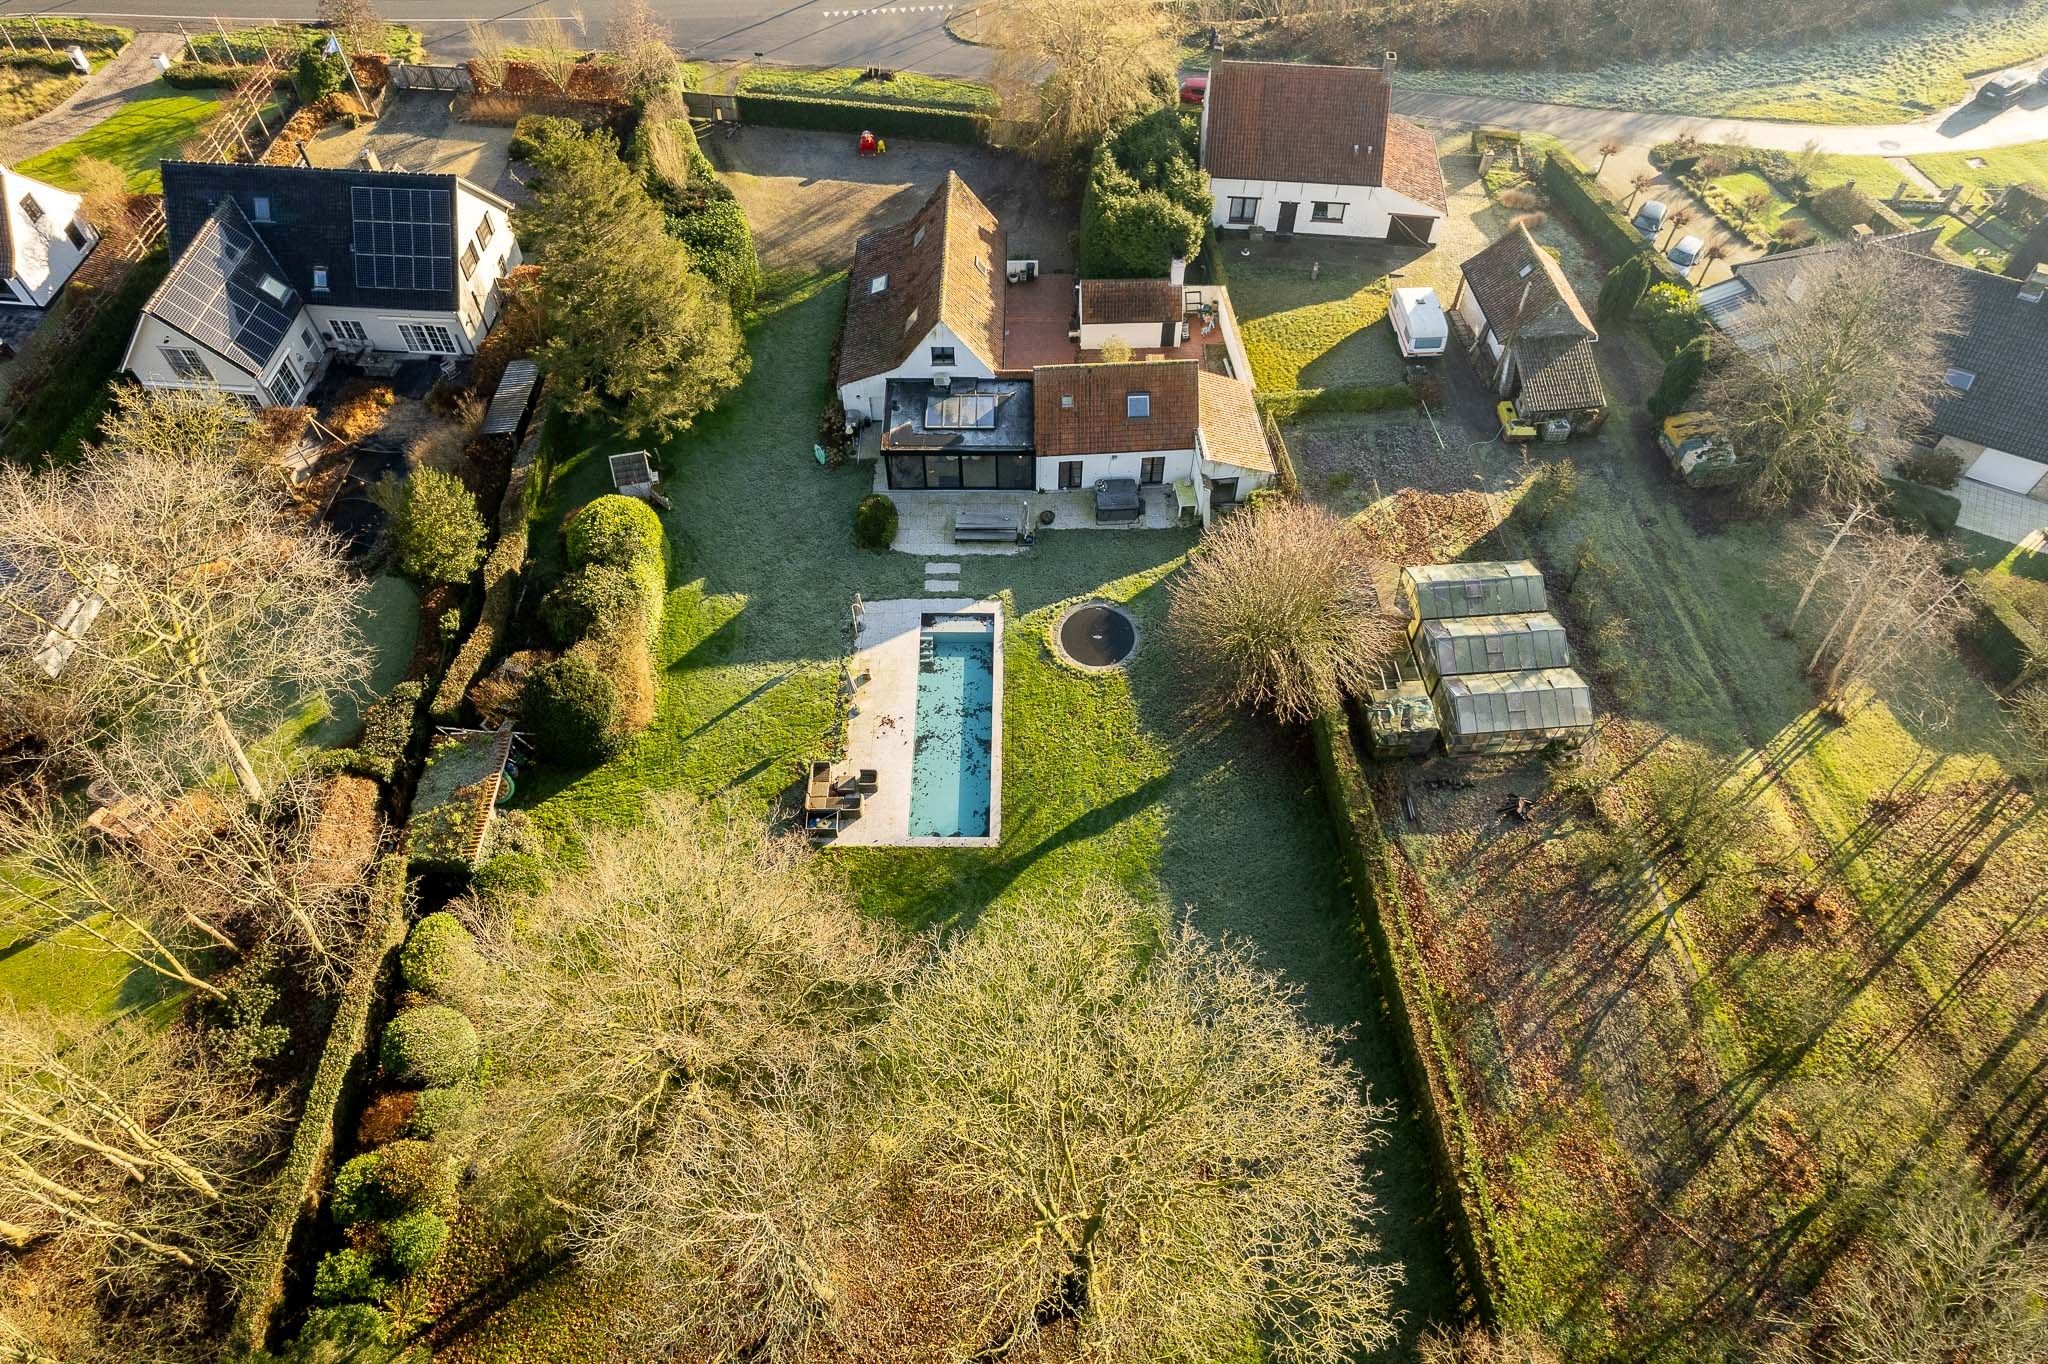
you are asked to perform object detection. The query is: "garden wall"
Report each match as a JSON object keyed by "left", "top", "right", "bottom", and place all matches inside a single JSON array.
[
  {"left": 228, "top": 853, "right": 411, "bottom": 1353},
  {"left": 1309, "top": 705, "right": 1505, "bottom": 1321}
]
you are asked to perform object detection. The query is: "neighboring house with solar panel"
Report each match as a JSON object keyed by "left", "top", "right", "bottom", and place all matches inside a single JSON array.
[
  {"left": 121, "top": 161, "right": 519, "bottom": 406},
  {"left": 1, "top": 164, "right": 98, "bottom": 308}
]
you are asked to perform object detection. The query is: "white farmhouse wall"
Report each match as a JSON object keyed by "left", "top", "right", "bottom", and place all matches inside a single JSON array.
[
  {"left": 3, "top": 179, "right": 97, "bottom": 307},
  {"left": 1455, "top": 286, "right": 1487, "bottom": 336},
  {"left": 1078, "top": 318, "right": 1184, "bottom": 350},
  {"left": 836, "top": 320, "right": 999, "bottom": 423},
  {"left": 451, "top": 186, "right": 520, "bottom": 332},
  {"left": 122, "top": 313, "right": 264, "bottom": 395},
  {"left": 1209, "top": 176, "right": 1442, "bottom": 244},
  {"left": 307, "top": 305, "right": 480, "bottom": 355},
  {"left": 1032, "top": 447, "right": 1195, "bottom": 494}
]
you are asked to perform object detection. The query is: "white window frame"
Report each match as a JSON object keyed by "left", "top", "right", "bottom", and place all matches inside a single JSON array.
[
  {"left": 1226, "top": 196, "right": 1259, "bottom": 224},
  {"left": 329, "top": 318, "right": 369, "bottom": 345},
  {"left": 1127, "top": 392, "right": 1151, "bottom": 419},
  {"left": 396, "top": 322, "right": 460, "bottom": 355},
  {"left": 160, "top": 346, "right": 209, "bottom": 381},
  {"left": 273, "top": 355, "right": 303, "bottom": 400},
  {"left": 1310, "top": 201, "right": 1346, "bottom": 223},
  {"left": 929, "top": 345, "right": 956, "bottom": 367}
]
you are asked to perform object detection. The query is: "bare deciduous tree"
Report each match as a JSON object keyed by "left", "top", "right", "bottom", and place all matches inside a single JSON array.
[
  {"left": 1417, "top": 1324, "right": 1563, "bottom": 1364},
  {"left": 466, "top": 19, "right": 511, "bottom": 92},
  {"left": 0, "top": 391, "right": 368, "bottom": 800},
  {"left": 472, "top": 791, "right": 908, "bottom": 1356},
  {"left": 988, "top": 0, "right": 1178, "bottom": 171},
  {"left": 1796, "top": 519, "right": 1971, "bottom": 718},
  {"left": 604, "top": 0, "right": 676, "bottom": 97},
  {"left": 0, "top": 1010, "right": 282, "bottom": 1281},
  {"left": 1765, "top": 1183, "right": 2048, "bottom": 1364},
  {"left": 1167, "top": 499, "right": 1405, "bottom": 723},
  {"left": 1699, "top": 245, "right": 1963, "bottom": 513},
  {"left": 318, "top": 0, "right": 388, "bottom": 52},
  {"left": 873, "top": 888, "right": 1400, "bottom": 1363},
  {"left": 526, "top": 9, "right": 586, "bottom": 96}
]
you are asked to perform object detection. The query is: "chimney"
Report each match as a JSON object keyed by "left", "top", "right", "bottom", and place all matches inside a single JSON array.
[
  {"left": 2020, "top": 265, "right": 2048, "bottom": 304},
  {"left": 1383, "top": 50, "right": 1398, "bottom": 71},
  {"left": 1169, "top": 257, "right": 1186, "bottom": 287}
]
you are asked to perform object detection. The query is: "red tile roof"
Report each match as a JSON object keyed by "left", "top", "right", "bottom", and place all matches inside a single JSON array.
[
  {"left": 1032, "top": 360, "right": 1200, "bottom": 457},
  {"left": 1382, "top": 113, "right": 1449, "bottom": 213},
  {"left": 836, "top": 172, "right": 1006, "bottom": 386},
  {"left": 1079, "top": 278, "right": 1184, "bottom": 325},
  {"left": 1205, "top": 61, "right": 1391, "bottom": 189}
]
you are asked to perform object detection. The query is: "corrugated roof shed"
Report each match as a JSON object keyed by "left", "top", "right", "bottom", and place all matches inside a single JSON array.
[
  {"left": 1416, "top": 612, "right": 1570, "bottom": 677},
  {"left": 1433, "top": 668, "right": 1594, "bottom": 748},
  {"left": 1400, "top": 561, "right": 1548, "bottom": 624},
  {"left": 480, "top": 359, "right": 540, "bottom": 436}
]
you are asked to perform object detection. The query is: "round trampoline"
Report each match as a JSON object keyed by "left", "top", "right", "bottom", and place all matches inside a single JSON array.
[{"left": 1055, "top": 602, "right": 1139, "bottom": 671}]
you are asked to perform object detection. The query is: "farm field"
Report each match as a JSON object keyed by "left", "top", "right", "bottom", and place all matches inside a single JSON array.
[
  {"left": 430, "top": 272, "right": 1462, "bottom": 1360},
  {"left": 1393, "top": 0, "right": 2048, "bottom": 122},
  {"left": 1912, "top": 139, "right": 2048, "bottom": 198},
  {"left": 1342, "top": 323, "right": 2044, "bottom": 1357},
  {"left": 16, "top": 82, "right": 224, "bottom": 191}
]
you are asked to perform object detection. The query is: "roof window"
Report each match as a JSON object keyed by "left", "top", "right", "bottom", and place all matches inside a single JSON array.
[
  {"left": 257, "top": 274, "right": 290, "bottom": 303},
  {"left": 251, "top": 195, "right": 272, "bottom": 223},
  {"left": 1944, "top": 368, "right": 1976, "bottom": 391},
  {"left": 1060, "top": 394, "right": 1075, "bottom": 409},
  {"left": 312, "top": 266, "right": 330, "bottom": 293},
  {"left": 1516, "top": 263, "right": 1534, "bottom": 278},
  {"left": 870, "top": 274, "right": 888, "bottom": 294},
  {"left": 912, "top": 224, "right": 927, "bottom": 248},
  {"left": 903, "top": 307, "right": 919, "bottom": 334},
  {"left": 1127, "top": 393, "right": 1151, "bottom": 419}
]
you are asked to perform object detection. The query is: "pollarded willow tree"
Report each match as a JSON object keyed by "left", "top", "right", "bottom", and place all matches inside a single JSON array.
[
  {"left": 872, "top": 888, "right": 1401, "bottom": 1364},
  {"left": 0, "top": 389, "right": 367, "bottom": 799},
  {"left": 1167, "top": 498, "right": 1406, "bottom": 723},
  {"left": 1697, "top": 243, "right": 1962, "bottom": 513}
]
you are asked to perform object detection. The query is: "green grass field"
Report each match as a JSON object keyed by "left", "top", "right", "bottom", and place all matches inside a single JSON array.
[
  {"left": 438, "top": 273, "right": 1461, "bottom": 1360},
  {"left": 735, "top": 63, "right": 997, "bottom": 110},
  {"left": 17, "top": 82, "right": 224, "bottom": 192},
  {"left": 1912, "top": 140, "right": 2048, "bottom": 200},
  {"left": 1229, "top": 264, "right": 1406, "bottom": 393}
]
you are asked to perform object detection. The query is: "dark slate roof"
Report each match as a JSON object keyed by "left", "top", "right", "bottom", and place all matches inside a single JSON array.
[
  {"left": 161, "top": 161, "right": 505, "bottom": 314},
  {"left": 1715, "top": 231, "right": 2048, "bottom": 462},
  {"left": 0, "top": 171, "right": 15, "bottom": 282},
  {"left": 141, "top": 199, "right": 303, "bottom": 374}
]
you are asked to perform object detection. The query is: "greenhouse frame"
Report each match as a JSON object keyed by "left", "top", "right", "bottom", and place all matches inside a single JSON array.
[
  {"left": 1414, "top": 611, "right": 1571, "bottom": 682},
  {"left": 1432, "top": 667, "right": 1594, "bottom": 754},
  {"left": 1399, "top": 560, "right": 1549, "bottom": 628}
]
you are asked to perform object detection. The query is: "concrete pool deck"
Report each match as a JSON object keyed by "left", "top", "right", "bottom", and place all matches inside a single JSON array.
[{"left": 831, "top": 596, "right": 1004, "bottom": 848}]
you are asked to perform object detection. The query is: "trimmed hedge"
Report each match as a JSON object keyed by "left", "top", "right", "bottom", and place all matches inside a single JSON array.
[
  {"left": 1, "top": 250, "right": 169, "bottom": 465},
  {"left": 853, "top": 493, "right": 898, "bottom": 550},
  {"left": 384, "top": 1207, "right": 451, "bottom": 1275},
  {"left": 1538, "top": 150, "right": 1685, "bottom": 289},
  {"left": 405, "top": 1085, "right": 481, "bottom": 1142},
  {"left": 1258, "top": 384, "right": 1418, "bottom": 423},
  {"left": 379, "top": 1004, "right": 480, "bottom": 1089},
  {"left": 567, "top": 493, "right": 665, "bottom": 571},
  {"left": 228, "top": 856, "right": 410, "bottom": 1352},
  {"left": 431, "top": 422, "right": 542, "bottom": 723},
  {"left": 1967, "top": 572, "right": 2047, "bottom": 686},
  {"left": 520, "top": 650, "right": 626, "bottom": 764},
  {"left": 542, "top": 561, "right": 639, "bottom": 643},
  {"left": 733, "top": 89, "right": 988, "bottom": 144},
  {"left": 671, "top": 195, "right": 761, "bottom": 314},
  {"left": 1308, "top": 706, "right": 1504, "bottom": 1320}
]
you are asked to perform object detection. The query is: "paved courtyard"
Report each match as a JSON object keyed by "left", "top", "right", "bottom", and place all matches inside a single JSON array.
[{"left": 304, "top": 91, "right": 523, "bottom": 201}]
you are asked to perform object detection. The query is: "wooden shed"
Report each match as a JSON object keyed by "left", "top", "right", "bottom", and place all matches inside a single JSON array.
[
  {"left": 1399, "top": 561, "right": 1548, "bottom": 631},
  {"left": 1414, "top": 611, "right": 1570, "bottom": 683},
  {"left": 1431, "top": 667, "right": 1593, "bottom": 754}
]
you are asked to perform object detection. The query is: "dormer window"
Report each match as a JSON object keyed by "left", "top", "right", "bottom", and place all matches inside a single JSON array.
[
  {"left": 251, "top": 195, "right": 272, "bottom": 223},
  {"left": 870, "top": 274, "right": 888, "bottom": 294},
  {"left": 311, "top": 266, "right": 330, "bottom": 293},
  {"left": 1127, "top": 393, "right": 1151, "bottom": 419}
]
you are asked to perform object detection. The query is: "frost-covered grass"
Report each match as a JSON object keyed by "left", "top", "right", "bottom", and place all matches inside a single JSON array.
[{"left": 1395, "top": 0, "right": 2048, "bottom": 123}]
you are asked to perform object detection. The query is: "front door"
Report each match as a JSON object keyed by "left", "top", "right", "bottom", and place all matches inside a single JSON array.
[
  {"left": 1276, "top": 201, "right": 1299, "bottom": 236},
  {"left": 1161, "top": 321, "right": 1177, "bottom": 348},
  {"left": 1059, "top": 460, "right": 1083, "bottom": 490}
]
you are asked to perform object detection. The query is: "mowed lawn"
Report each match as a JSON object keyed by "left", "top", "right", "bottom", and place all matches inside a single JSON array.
[
  {"left": 18, "top": 82, "right": 223, "bottom": 191},
  {"left": 1912, "top": 139, "right": 2048, "bottom": 199},
  {"left": 446, "top": 273, "right": 1461, "bottom": 1360},
  {"left": 1376, "top": 332, "right": 2043, "bottom": 1358},
  {"left": 1229, "top": 263, "right": 1408, "bottom": 393}
]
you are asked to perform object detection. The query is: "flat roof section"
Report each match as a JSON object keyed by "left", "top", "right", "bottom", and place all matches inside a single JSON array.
[{"left": 882, "top": 378, "right": 1036, "bottom": 453}]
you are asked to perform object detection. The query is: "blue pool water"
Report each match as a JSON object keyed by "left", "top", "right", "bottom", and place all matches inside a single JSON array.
[{"left": 908, "top": 614, "right": 996, "bottom": 838}]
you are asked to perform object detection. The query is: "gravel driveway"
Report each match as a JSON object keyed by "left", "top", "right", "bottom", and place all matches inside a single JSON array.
[{"left": 707, "top": 126, "right": 1076, "bottom": 274}]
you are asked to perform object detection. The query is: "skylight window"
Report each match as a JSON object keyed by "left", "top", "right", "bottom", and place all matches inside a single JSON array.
[
  {"left": 257, "top": 274, "right": 290, "bottom": 303},
  {"left": 903, "top": 307, "right": 920, "bottom": 334},
  {"left": 912, "top": 224, "right": 927, "bottom": 248},
  {"left": 870, "top": 274, "right": 888, "bottom": 294},
  {"left": 311, "top": 266, "right": 330, "bottom": 293},
  {"left": 1944, "top": 368, "right": 1976, "bottom": 391},
  {"left": 1127, "top": 393, "right": 1151, "bottom": 419},
  {"left": 1060, "top": 394, "right": 1075, "bottom": 409},
  {"left": 1516, "top": 263, "right": 1534, "bottom": 278},
  {"left": 251, "top": 195, "right": 272, "bottom": 223}
]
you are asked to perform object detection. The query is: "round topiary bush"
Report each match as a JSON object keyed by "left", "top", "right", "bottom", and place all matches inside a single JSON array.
[
  {"left": 292, "top": 1304, "right": 394, "bottom": 1351},
  {"left": 312, "top": 1248, "right": 385, "bottom": 1305},
  {"left": 405, "top": 1085, "right": 481, "bottom": 1142},
  {"left": 383, "top": 1208, "right": 451, "bottom": 1276},
  {"left": 399, "top": 913, "right": 484, "bottom": 1012},
  {"left": 519, "top": 652, "right": 625, "bottom": 766},
  {"left": 853, "top": 494, "right": 898, "bottom": 550},
  {"left": 379, "top": 1004, "right": 480, "bottom": 1089},
  {"left": 540, "top": 562, "right": 641, "bottom": 645},
  {"left": 370, "top": 1139, "right": 458, "bottom": 1212},
  {"left": 566, "top": 495, "right": 664, "bottom": 571},
  {"left": 330, "top": 1151, "right": 387, "bottom": 1226}
]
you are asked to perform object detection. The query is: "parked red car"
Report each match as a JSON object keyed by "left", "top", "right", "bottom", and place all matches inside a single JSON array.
[{"left": 1179, "top": 75, "right": 1208, "bottom": 105}]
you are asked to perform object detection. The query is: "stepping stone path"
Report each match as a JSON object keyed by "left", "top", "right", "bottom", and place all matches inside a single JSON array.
[{"left": 923, "top": 562, "right": 962, "bottom": 595}]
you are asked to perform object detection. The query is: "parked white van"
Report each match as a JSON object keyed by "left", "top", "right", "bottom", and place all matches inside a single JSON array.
[{"left": 1390, "top": 286, "right": 1448, "bottom": 359}]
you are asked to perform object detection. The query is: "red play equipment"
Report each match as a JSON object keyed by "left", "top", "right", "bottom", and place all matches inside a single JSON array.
[{"left": 857, "top": 129, "right": 878, "bottom": 157}]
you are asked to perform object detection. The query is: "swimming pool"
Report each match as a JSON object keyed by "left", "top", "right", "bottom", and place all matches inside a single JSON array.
[{"left": 908, "top": 613, "right": 996, "bottom": 839}]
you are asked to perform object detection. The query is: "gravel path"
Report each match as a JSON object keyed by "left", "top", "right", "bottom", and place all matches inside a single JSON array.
[{"left": 0, "top": 33, "right": 185, "bottom": 164}]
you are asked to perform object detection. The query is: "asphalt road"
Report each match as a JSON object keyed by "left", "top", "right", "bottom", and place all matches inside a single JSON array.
[{"left": 0, "top": 0, "right": 996, "bottom": 75}]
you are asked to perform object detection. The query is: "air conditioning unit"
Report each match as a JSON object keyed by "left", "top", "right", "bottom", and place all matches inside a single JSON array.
[{"left": 932, "top": 373, "right": 952, "bottom": 389}]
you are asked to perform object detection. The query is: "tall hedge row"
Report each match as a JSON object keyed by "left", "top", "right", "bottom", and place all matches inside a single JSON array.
[
  {"left": 1, "top": 250, "right": 169, "bottom": 465},
  {"left": 431, "top": 420, "right": 544, "bottom": 722},
  {"left": 1538, "top": 150, "right": 1686, "bottom": 289},
  {"left": 733, "top": 91, "right": 989, "bottom": 144},
  {"left": 1966, "top": 572, "right": 2047, "bottom": 686}
]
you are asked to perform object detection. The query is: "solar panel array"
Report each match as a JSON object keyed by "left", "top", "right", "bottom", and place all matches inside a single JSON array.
[
  {"left": 351, "top": 185, "right": 453, "bottom": 292},
  {"left": 152, "top": 208, "right": 300, "bottom": 371}
]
